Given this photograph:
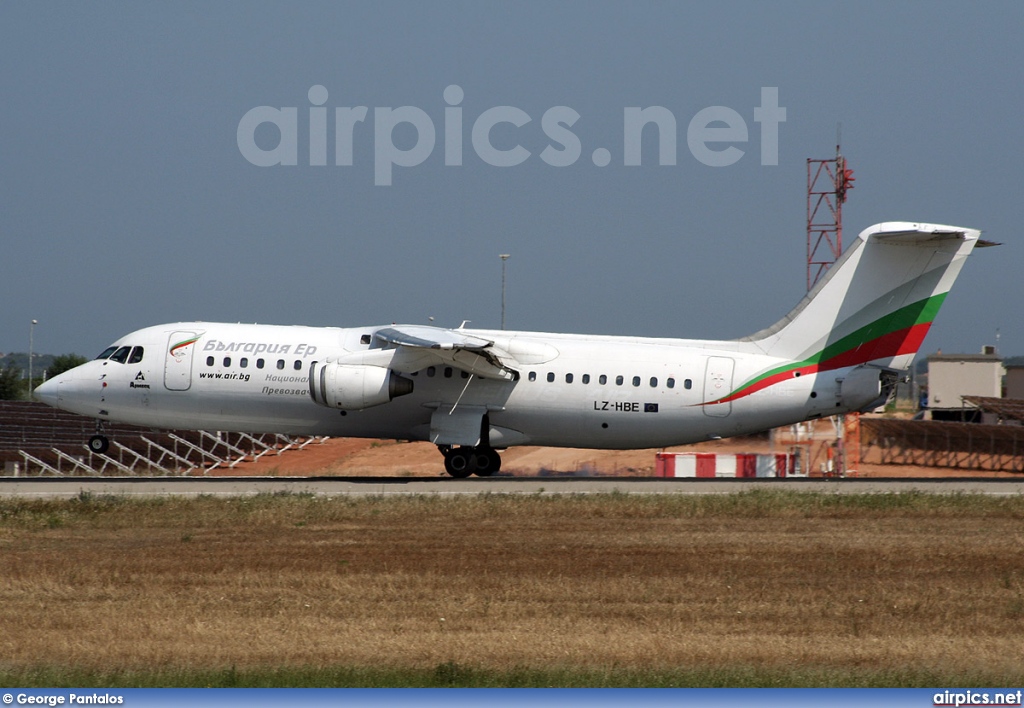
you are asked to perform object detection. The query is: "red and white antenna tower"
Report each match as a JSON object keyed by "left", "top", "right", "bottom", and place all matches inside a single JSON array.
[
  {"left": 806, "top": 140, "right": 860, "bottom": 476},
  {"left": 806, "top": 143, "right": 854, "bottom": 291}
]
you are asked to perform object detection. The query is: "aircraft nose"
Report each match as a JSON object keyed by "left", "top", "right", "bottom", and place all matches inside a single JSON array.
[{"left": 33, "top": 377, "right": 61, "bottom": 406}]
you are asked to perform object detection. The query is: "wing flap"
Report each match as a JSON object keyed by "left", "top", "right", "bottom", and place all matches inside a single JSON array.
[{"left": 375, "top": 325, "right": 518, "bottom": 381}]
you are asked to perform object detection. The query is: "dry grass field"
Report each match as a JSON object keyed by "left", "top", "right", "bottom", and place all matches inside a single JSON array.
[{"left": 1, "top": 491, "right": 1023, "bottom": 686}]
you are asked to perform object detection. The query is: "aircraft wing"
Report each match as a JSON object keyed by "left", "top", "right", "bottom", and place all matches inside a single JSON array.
[
  {"left": 374, "top": 325, "right": 519, "bottom": 381},
  {"left": 375, "top": 325, "right": 493, "bottom": 351}
]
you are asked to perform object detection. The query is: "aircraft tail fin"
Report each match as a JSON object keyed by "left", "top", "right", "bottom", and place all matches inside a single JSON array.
[{"left": 744, "top": 222, "right": 988, "bottom": 371}]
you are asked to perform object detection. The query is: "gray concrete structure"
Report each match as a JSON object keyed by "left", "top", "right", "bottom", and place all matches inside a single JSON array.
[
  {"left": 2, "top": 476, "right": 1022, "bottom": 498},
  {"left": 926, "top": 352, "right": 1003, "bottom": 409}
]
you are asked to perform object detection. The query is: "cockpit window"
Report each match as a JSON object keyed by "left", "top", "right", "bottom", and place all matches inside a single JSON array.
[
  {"left": 96, "top": 346, "right": 118, "bottom": 360},
  {"left": 108, "top": 346, "right": 132, "bottom": 364},
  {"left": 127, "top": 347, "right": 144, "bottom": 364}
]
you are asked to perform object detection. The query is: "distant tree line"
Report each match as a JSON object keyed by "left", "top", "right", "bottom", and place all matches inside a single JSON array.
[{"left": 0, "top": 353, "right": 87, "bottom": 400}]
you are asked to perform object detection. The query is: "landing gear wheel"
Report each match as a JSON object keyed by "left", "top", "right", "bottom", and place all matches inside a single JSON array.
[
  {"left": 88, "top": 435, "right": 110, "bottom": 454},
  {"left": 472, "top": 449, "right": 502, "bottom": 477},
  {"left": 443, "top": 449, "right": 473, "bottom": 478},
  {"left": 439, "top": 445, "right": 503, "bottom": 478}
]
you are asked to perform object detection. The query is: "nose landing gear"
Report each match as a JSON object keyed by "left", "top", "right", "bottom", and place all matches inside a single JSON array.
[
  {"left": 88, "top": 419, "right": 110, "bottom": 454},
  {"left": 439, "top": 445, "right": 502, "bottom": 478},
  {"left": 88, "top": 434, "right": 110, "bottom": 454}
]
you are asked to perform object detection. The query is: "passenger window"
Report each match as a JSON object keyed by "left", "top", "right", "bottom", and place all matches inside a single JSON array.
[
  {"left": 427, "top": 366, "right": 436, "bottom": 377},
  {"left": 256, "top": 359, "right": 265, "bottom": 369},
  {"left": 109, "top": 346, "right": 131, "bottom": 364},
  {"left": 684, "top": 379, "right": 693, "bottom": 389},
  {"left": 632, "top": 376, "right": 641, "bottom": 387},
  {"left": 582, "top": 374, "right": 590, "bottom": 384},
  {"left": 240, "top": 358, "right": 248, "bottom": 368},
  {"left": 650, "top": 377, "right": 657, "bottom": 388},
  {"left": 528, "top": 371, "right": 537, "bottom": 382},
  {"left": 207, "top": 356, "right": 215, "bottom": 366},
  {"left": 128, "top": 347, "right": 144, "bottom": 364},
  {"left": 599, "top": 375, "right": 607, "bottom": 385},
  {"left": 294, "top": 360, "right": 302, "bottom": 370},
  {"left": 224, "top": 357, "right": 232, "bottom": 367},
  {"left": 444, "top": 367, "right": 453, "bottom": 378},
  {"left": 460, "top": 370, "right": 469, "bottom": 379},
  {"left": 615, "top": 375, "right": 624, "bottom": 386},
  {"left": 547, "top": 372, "right": 555, "bottom": 383},
  {"left": 667, "top": 378, "right": 675, "bottom": 389},
  {"left": 96, "top": 346, "right": 118, "bottom": 360},
  {"left": 277, "top": 360, "right": 285, "bottom": 370},
  {"left": 565, "top": 373, "right": 573, "bottom": 384}
]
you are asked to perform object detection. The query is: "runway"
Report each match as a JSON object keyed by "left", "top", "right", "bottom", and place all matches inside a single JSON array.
[{"left": 1, "top": 476, "right": 1023, "bottom": 498}]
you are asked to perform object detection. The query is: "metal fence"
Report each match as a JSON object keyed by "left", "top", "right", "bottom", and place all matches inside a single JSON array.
[
  {"left": 0, "top": 401, "right": 325, "bottom": 476},
  {"left": 862, "top": 417, "right": 1024, "bottom": 473}
]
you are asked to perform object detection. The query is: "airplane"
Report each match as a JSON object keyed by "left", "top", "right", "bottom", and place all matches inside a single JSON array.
[{"left": 34, "top": 221, "right": 990, "bottom": 477}]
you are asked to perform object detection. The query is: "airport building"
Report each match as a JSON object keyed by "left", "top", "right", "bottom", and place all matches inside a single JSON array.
[
  {"left": 858, "top": 347, "right": 1024, "bottom": 475},
  {"left": 1004, "top": 356, "right": 1024, "bottom": 401},
  {"left": 920, "top": 350, "right": 1004, "bottom": 421}
]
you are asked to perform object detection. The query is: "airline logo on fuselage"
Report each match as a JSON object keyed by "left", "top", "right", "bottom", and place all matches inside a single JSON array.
[
  {"left": 201, "top": 339, "right": 319, "bottom": 357},
  {"left": 170, "top": 336, "right": 200, "bottom": 357}
]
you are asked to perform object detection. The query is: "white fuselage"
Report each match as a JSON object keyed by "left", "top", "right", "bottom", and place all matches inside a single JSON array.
[
  {"left": 34, "top": 221, "right": 985, "bottom": 476},
  {"left": 44, "top": 321, "right": 857, "bottom": 450}
]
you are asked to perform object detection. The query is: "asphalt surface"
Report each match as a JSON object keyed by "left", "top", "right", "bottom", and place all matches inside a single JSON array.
[{"left": 1, "top": 476, "right": 1023, "bottom": 497}]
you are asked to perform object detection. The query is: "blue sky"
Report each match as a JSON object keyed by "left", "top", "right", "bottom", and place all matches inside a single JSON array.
[{"left": 2, "top": 1, "right": 1020, "bottom": 359}]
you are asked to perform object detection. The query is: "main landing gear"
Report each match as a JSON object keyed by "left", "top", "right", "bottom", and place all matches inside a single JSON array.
[{"left": 438, "top": 445, "right": 502, "bottom": 478}]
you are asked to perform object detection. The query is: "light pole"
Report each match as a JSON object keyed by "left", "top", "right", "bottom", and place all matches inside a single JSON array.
[
  {"left": 499, "top": 254, "right": 510, "bottom": 330},
  {"left": 28, "top": 319, "right": 37, "bottom": 396}
]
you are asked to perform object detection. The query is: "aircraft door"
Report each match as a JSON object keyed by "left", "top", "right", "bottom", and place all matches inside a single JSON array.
[
  {"left": 164, "top": 331, "right": 200, "bottom": 391},
  {"left": 703, "top": 356, "right": 735, "bottom": 417}
]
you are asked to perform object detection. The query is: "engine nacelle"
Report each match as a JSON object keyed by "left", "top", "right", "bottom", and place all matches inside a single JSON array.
[
  {"left": 839, "top": 365, "right": 900, "bottom": 412},
  {"left": 308, "top": 362, "right": 414, "bottom": 410}
]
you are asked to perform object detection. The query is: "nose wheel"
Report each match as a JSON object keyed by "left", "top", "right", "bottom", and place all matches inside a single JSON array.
[
  {"left": 440, "top": 446, "right": 502, "bottom": 478},
  {"left": 88, "top": 434, "right": 110, "bottom": 454}
]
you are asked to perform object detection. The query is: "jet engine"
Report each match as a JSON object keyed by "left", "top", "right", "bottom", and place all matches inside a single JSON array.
[
  {"left": 839, "top": 365, "right": 901, "bottom": 412},
  {"left": 308, "top": 362, "right": 414, "bottom": 410}
]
